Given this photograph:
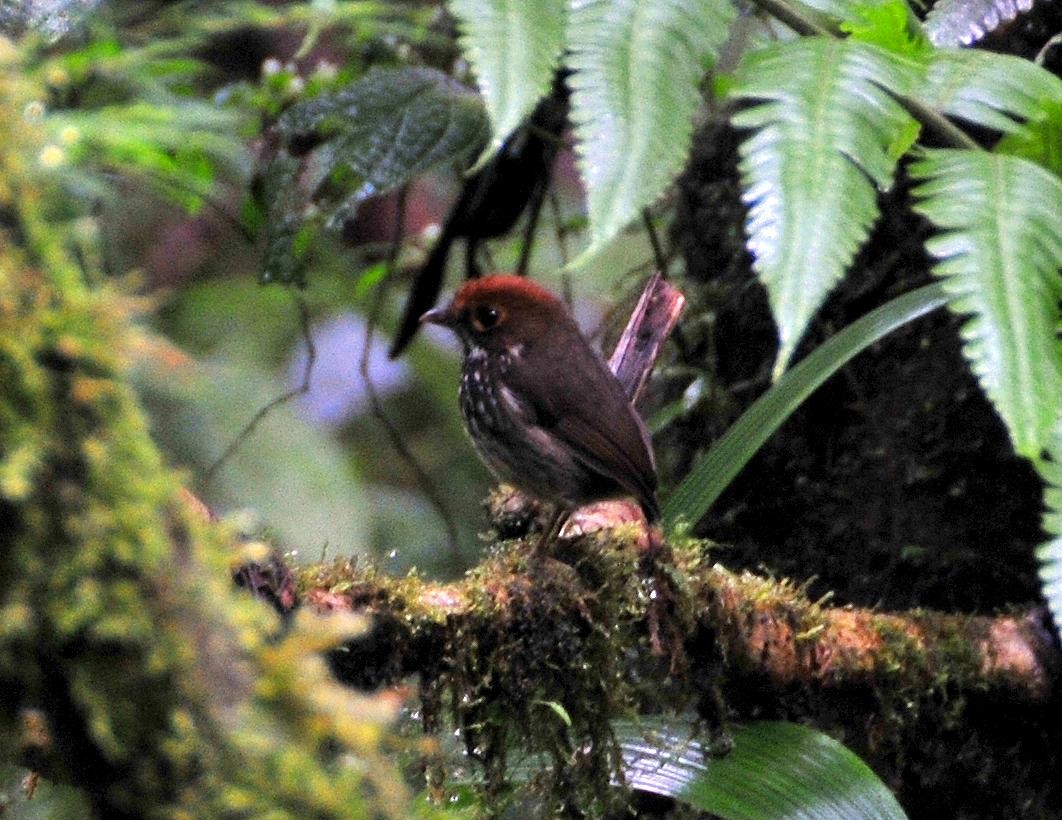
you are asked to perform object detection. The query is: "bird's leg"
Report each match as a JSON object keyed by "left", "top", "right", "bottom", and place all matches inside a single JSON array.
[{"left": 533, "top": 505, "right": 570, "bottom": 556}]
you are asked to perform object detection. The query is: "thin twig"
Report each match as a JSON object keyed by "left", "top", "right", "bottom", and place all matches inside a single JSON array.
[
  {"left": 360, "top": 188, "right": 460, "bottom": 557},
  {"left": 516, "top": 177, "right": 550, "bottom": 276},
  {"left": 203, "top": 291, "right": 316, "bottom": 484},
  {"left": 132, "top": 168, "right": 256, "bottom": 243},
  {"left": 549, "top": 189, "right": 573, "bottom": 305},
  {"left": 642, "top": 208, "right": 667, "bottom": 274}
]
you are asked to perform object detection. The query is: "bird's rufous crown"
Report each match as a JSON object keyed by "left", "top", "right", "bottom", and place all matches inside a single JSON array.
[{"left": 450, "top": 274, "right": 561, "bottom": 312}]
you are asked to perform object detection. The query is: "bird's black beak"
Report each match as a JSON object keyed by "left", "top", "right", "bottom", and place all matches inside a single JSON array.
[{"left": 420, "top": 305, "right": 454, "bottom": 326}]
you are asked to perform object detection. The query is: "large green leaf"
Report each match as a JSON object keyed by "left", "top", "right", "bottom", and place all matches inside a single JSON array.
[
  {"left": 449, "top": 0, "right": 566, "bottom": 162},
  {"left": 1037, "top": 422, "right": 1062, "bottom": 641},
  {"left": 729, "top": 39, "right": 920, "bottom": 375},
  {"left": 260, "top": 67, "right": 489, "bottom": 283},
  {"left": 922, "top": 49, "right": 1062, "bottom": 137},
  {"left": 910, "top": 150, "right": 1062, "bottom": 459},
  {"left": 276, "top": 67, "right": 489, "bottom": 225},
  {"left": 619, "top": 718, "right": 907, "bottom": 819},
  {"left": 566, "top": 0, "right": 735, "bottom": 263},
  {"left": 663, "top": 282, "right": 948, "bottom": 529}
]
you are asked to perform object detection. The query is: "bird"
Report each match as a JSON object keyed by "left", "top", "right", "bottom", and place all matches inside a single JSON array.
[
  {"left": 420, "top": 274, "right": 659, "bottom": 550},
  {"left": 389, "top": 80, "right": 570, "bottom": 359}
]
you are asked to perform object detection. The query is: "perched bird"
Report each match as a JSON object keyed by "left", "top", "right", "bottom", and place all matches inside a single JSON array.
[
  {"left": 421, "top": 275, "right": 659, "bottom": 547},
  {"left": 389, "top": 81, "right": 570, "bottom": 359}
]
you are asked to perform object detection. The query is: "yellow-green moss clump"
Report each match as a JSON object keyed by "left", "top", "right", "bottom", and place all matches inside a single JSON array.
[
  {"left": 305, "top": 528, "right": 702, "bottom": 816},
  {"left": 0, "top": 41, "right": 414, "bottom": 817}
]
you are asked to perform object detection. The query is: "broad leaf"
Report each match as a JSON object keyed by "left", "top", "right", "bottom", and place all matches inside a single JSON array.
[
  {"left": 260, "top": 67, "right": 489, "bottom": 283},
  {"left": 922, "top": 49, "right": 1062, "bottom": 137},
  {"left": 277, "top": 66, "right": 488, "bottom": 224},
  {"left": 449, "top": 0, "right": 566, "bottom": 163},
  {"left": 924, "top": 0, "right": 1033, "bottom": 46},
  {"left": 619, "top": 718, "right": 907, "bottom": 819},
  {"left": 1037, "top": 422, "right": 1062, "bottom": 641},
  {"left": 729, "top": 39, "right": 920, "bottom": 375},
  {"left": 663, "top": 282, "right": 949, "bottom": 529},
  {"left": 567, "top": 0, "right": 735, "bottom": 263},
  {"left": 910, "top": 150, "right": 1062, "bottom": 459}
]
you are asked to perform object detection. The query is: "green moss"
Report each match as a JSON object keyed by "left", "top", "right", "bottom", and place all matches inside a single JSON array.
[
  {"left": 311, "top": 527, "right": 704, "bottom": 815},
  {"left": 0, "top": 51, "right": 410, "bottom": 815},
  {"left": 869, "top": 613, "right": 983, "bottom": 740}
]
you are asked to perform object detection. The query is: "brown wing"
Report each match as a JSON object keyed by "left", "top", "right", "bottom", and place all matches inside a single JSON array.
[{"left": 505, "top": 325, "right": 659, "bottom": 520}]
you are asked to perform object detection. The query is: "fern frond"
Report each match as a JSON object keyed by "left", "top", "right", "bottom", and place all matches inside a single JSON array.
[
  {"left": 911, "top": 150, "right": 1062, "bottom": 458},
  {"left": 925, "top": 0, "right": 1033, "bottom": 46},
  {"left": 1037, "top": 423, "right": 1062, "bottom": 641},
  {"left": 730, "top": 38, "right": 920, "bottom": 375},
  {"left": 449, "top": 0, "right": 566, "bottom": 162},
  {"left": 923, "top": 49, "right": 1062, "bottom": 136},
  {"left": 567, "top": 0, "right": 735, "bottom": 263}
]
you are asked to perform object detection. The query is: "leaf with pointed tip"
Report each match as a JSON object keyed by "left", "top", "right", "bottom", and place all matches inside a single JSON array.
[
  {"left": 259, "top": 67, "right": 489, "bottom": 283},
  {"left": 1037, "top": 422, "right": 1062, "bottom": 642},
  {"left": 924, "top": 0, "right": 1033, "bottom": 46},
  {"left": 567, "top": 0, "right": 735, "bottom": 264},
  {"left": 911, "top": 150, "right": 1062, "bottom": 459},
  {"left": 276, "top": 66, "right": 489, "bottom": 228},
  {"left": 922, "top": 49, "right": 1062, "bottom": 137},
  {"left": 729, "top": 38, "right": 920, "bottom": 376},
  {"left": 617, "top": 717, "right": 907, "bottom": 819},
  {"left": 449, "top": 0, "right": 566, "bottom": 165}
]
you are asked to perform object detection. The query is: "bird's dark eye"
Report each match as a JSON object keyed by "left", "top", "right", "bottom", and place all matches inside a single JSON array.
[{"left": 472, "top": 304, "right": 501, "bottom": 331}]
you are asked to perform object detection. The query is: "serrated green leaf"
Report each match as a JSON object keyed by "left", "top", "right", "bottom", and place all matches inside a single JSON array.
[
  {"left": 567, "top": 0, "right": 735, "bottom": 264},
  {"left": 922, "top": 49, "right": 1062, "bottom": 137},
  {"left": 277, "top": 67, "right": 489, "bottom": 228},
  {"left": 663, "top": 283, "right": 949, "bottom": 529},
  {"left": 924, "top": 0, "right": 1032, "bottom": 46},
  {"left": 729, "top": 39, "right": 920, "bottom": 375},
  {"left": 449, "top": 0, "right": 566, "bottom": 165},
  {"left": 1037, "top": 422, "right": 1062, "bottom": 642},
  {"left": 257, "top": 151, "right": 314, "bottom": 285},
  {"left": 617, "top": 718, "right": 907, "bottom": 820},
  {"left": 260, "top": 67, "right": 489, "bottom": 283},
  {"left": 910, "top": 150, "right": 1062, "bottom": 459}
]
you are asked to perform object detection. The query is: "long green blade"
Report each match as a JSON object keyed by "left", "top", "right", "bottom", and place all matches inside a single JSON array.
[{"left": 663, "top": 282, "right": 949, "bottom": 529}]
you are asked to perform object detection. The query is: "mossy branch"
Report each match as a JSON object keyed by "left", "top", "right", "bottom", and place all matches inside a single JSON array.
[{"left": 299, "top": 524, "right": 1056, "bottom": 707}]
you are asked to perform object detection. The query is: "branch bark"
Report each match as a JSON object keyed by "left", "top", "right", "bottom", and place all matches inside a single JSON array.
[{"left": 301, "top": 541, "right": 1056, "bottom": 705}]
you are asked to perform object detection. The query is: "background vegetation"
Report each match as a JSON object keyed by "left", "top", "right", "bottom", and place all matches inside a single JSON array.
[{"left": 0, "top": 0, "right": 1059, "bottom": 816}]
